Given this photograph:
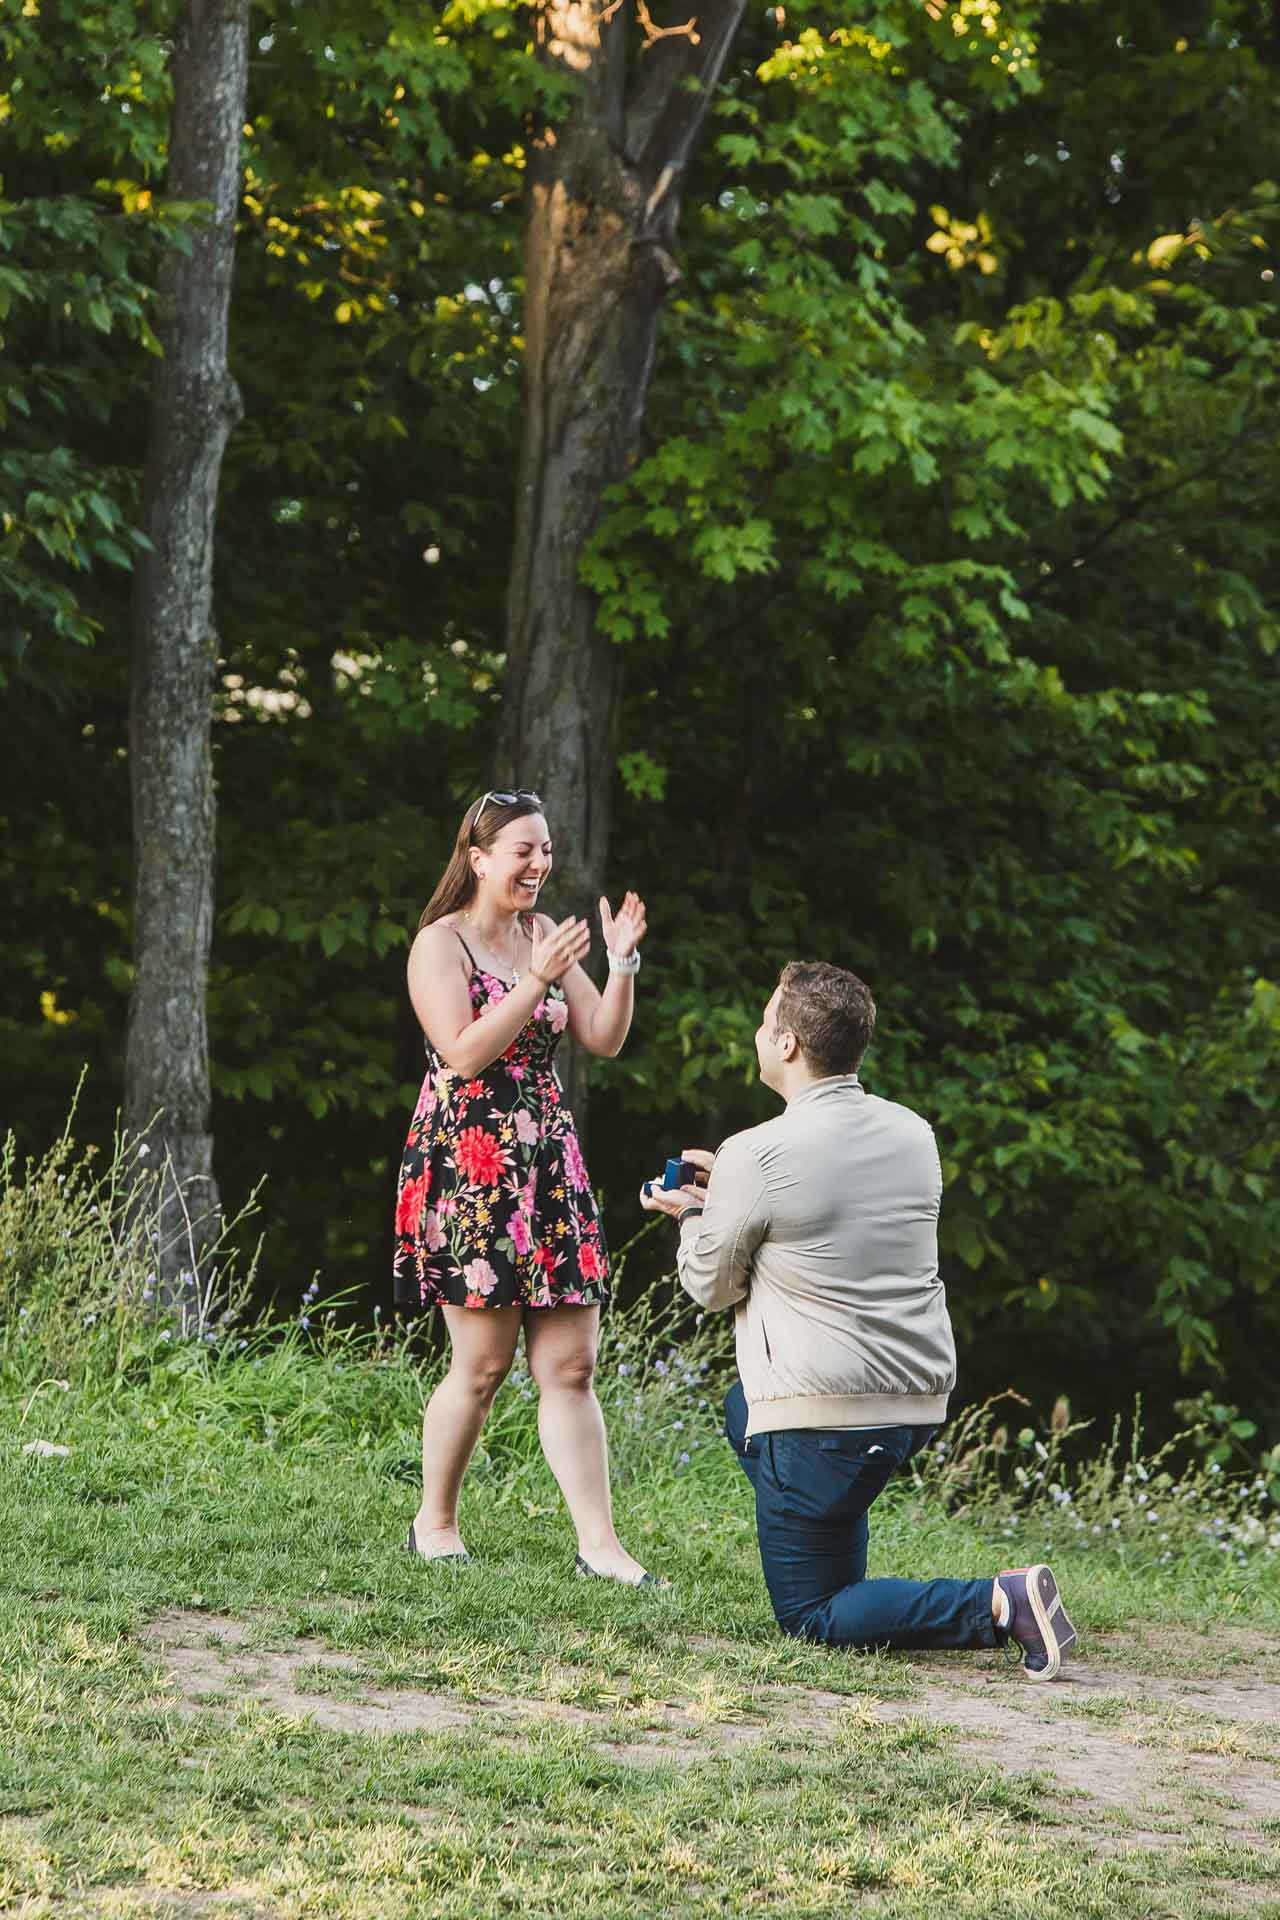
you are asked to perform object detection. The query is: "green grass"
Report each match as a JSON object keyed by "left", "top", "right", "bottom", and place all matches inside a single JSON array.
[
  {"left": 3, "top": 1335, "right": 1280, "bottom": 1920},
  {"left": 2, "top": 1132, "right": 1280, "bottom": 1916}
]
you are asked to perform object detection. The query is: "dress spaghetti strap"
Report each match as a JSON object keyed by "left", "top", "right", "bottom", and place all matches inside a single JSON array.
[{"left": 453, "top": 927, "right": 478, "bottom": 970}]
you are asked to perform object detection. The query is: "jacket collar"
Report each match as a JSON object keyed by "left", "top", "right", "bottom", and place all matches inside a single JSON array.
[{"left": 785, "top": 1073, "right": 863, "bottom": 1110}]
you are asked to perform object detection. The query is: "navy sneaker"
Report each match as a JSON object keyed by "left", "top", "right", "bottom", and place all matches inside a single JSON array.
[{"left": 997, "top": 1564, "right": 1076, "bottom": 1681}]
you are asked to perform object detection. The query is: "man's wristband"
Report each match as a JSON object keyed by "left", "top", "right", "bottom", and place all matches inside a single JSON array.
[{"left": 675, "top": 1205, "right": 704, "bottom": 1228}]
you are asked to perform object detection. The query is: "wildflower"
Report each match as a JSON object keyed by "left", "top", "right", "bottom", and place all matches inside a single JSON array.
[
  {"left": 617, "top": 1363, "right": 630, "bottom": 1377},
  {"left": 678, "top": 1451, "right": 690, "bottom": 1467},
  {"left": 300, "top": 1315, "right": 311, "bottom": 1331},
  {"left": 673, "top": 1420, "right": 684, "bottom": 1432},
  {"left": 137, "top": 1144, "right": 151, "bottom": 1159}
]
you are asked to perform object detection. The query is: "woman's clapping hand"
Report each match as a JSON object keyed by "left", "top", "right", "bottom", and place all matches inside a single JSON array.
[
  {"left": 531, "top": 915, "right": 591, "bottom": 985},
  {"left": 600, "top": 890, "right": 647, "bottom": 959}
]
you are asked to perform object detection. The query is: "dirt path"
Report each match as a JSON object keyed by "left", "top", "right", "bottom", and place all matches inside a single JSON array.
[{"left": 139, "top": 1609, "right": 1280, "bottom": 1879}]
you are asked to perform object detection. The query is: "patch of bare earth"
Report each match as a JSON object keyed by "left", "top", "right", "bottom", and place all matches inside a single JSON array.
[
  {"left": 137, "top": 1612, "right": 1280, "bottom": 1881},
  {"left": 888, "top": 1657, "right": 1280, "bottom": 1854},
  {"left": 137, "top": 1610, "right": 760, "bottom": 1754}
]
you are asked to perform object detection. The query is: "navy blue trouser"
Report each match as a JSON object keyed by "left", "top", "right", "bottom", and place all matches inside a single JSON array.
[{"left": 725, "top": 1380, "right": 1000, "bottom": 1651}]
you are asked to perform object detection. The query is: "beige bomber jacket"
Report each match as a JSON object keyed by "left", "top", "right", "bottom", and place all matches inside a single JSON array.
[{"left": 676, "top": 1075, "right": 957, "bottom": 1439}]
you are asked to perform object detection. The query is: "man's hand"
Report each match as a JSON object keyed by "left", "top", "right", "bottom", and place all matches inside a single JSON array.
[
  {"left": 639, "top": 1145, "right": 712, "bottom": 1216},
  {"left": 638, "top": 1179, "right": 704, "bottom": 1218}
]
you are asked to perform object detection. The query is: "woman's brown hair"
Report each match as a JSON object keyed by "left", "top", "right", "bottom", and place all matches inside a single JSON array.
[{"left": 416, "top": 794, "right": 547, "bottom": 932}]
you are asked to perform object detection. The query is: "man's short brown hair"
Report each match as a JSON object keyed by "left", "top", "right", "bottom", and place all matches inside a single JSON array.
[{"left": 774, "top": 962, "right": 876, "bottom": 1076}]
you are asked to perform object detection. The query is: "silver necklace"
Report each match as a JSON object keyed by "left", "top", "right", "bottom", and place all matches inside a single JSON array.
[{"left": 462, "top": 909, "right": 524, "bottom": 986}]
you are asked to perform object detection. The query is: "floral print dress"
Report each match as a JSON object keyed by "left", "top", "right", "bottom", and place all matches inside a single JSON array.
[{"left": 392, "top": 934, "right": 610, "bottom": 1312}]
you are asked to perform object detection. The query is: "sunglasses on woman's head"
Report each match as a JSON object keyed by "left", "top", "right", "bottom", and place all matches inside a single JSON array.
[{"left": 473, "top": 788, "right": 542, "bottom": 828}]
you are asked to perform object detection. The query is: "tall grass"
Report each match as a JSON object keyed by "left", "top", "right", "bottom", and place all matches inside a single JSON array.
[
  {"left": 910, "top": 1390, "right": 1280, "bottom": 1572},
  {"left": 3, "top": 1120, "right": 1277, "bottom": 1573}
]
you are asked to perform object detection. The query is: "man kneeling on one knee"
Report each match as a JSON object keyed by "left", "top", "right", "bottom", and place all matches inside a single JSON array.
[{"left": 640, "top": 961, "right": 1076, "bottom": 1680}]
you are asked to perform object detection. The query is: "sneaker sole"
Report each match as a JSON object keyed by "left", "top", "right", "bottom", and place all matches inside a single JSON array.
[{"left": 1021, "top": 1563, "right": 1076, "bottom": 1682}]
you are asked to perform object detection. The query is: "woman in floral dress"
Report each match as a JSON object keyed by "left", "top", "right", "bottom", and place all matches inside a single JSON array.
[{"left": 394, "top": 790, "right": 657, "bottom": 1584}]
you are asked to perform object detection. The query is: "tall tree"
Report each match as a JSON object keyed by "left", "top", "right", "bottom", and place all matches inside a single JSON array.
[
  {"left": 124, "top": 0, "right": 250, "bottom": 1293},
  {"left": 499, "top": 0, "right": 748, "bottom": 1066}
]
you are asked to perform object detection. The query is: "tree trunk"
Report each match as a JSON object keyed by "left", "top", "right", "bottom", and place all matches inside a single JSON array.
[
  {"left": 124, "top": 0, "right": 249, "bottom": 1314},
  {"left": 500, "top": 0, "right": 747, "bottom": 1124}
]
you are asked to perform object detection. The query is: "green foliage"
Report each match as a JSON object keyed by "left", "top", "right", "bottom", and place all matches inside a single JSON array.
[
  {"left": 0, "top": 0, "right": 182, "bottom": 678},
  {"left": 586, "top": 0, "right": 1280, "bottom": 1413},
  {"left": 1, "top": 0, "right": 1277, "bottom": 1435}
]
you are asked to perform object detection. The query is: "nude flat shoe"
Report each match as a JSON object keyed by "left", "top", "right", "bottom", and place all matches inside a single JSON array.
[
  {"left": 575, "top": 1552, "right": 670, "bottom": 1591},
  {"left": 405, "top": 1521, "right": 473, "bottom": 1565}
]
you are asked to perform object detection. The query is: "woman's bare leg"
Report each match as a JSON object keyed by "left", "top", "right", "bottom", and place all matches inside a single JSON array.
[
  {"left": 524, "top": 1305, "right": 649, "bottom": 1581},
  {"left": 411, "top": 1303, "right": 523, "bottom": 1558}
]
